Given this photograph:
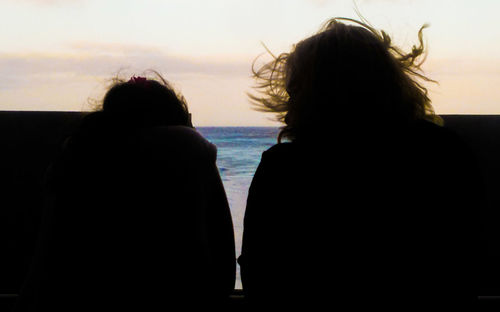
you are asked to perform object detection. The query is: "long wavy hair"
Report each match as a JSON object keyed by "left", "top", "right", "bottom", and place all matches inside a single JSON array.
[{"left": 248, "top": 17, "right": 441, "bottom": 142}]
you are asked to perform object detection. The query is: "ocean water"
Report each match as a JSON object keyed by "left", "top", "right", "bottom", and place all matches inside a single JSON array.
[{"left": 197, "top": 127, "right": 280, "bottom": 289}]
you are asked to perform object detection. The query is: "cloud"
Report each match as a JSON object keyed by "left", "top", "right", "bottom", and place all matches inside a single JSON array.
[
  {"left": 0, "top": 43, "right": 275, "bottom": 125},
  {"left": 0, "top": 43, "right": 250, "bottom": 90}
]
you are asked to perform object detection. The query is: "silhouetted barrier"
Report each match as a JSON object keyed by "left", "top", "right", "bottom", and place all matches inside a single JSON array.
[
  {"left": 441, "top": 115, "right": 500, "bottom": 300},
  {"left": 0, "top": 111, "right": 85, "bottom": 294},
  {"left": 0, "top": 112, "right": 86, "bottom": 312},
  {"left": 0, "top": 111, "right": 499, "bottom": 309}
]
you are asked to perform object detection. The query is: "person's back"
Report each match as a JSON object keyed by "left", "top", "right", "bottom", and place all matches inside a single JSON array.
[
  {"left": 15, "top": 75, "right": 236, "bottom": 311},
  {"left": 240, "top": 120, "right": 479, "bottom": 309},
  {"left": 239, "top": 18, "right": 481, "bottom": 310}
]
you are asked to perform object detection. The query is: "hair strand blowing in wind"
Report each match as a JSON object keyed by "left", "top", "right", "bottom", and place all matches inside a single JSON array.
[{"left": 248, "top": 17, "right": 441, "bottom": 143}]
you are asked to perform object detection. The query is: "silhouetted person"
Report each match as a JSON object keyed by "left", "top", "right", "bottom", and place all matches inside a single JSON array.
[
  {"left": 239, "top": 18, "right": 481, "bottom": 310},
  {"left": 14, "top": 74, "right": 236, "bottom": 311}
]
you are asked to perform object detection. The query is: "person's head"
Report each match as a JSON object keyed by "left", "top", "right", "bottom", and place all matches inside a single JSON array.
[
  {"left": 97, "top": 72, "right": 191, "bottom": 129},
  {"left": 65, "top": 72, "right": 191, "bottom": 173},
  {"left": 249, "top": 17, "right": 441, "bottom": 142}
]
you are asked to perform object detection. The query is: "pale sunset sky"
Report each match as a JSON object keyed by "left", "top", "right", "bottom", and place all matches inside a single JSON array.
[{"left": 0, "top": 0, "right": 498, "bottom": 126}]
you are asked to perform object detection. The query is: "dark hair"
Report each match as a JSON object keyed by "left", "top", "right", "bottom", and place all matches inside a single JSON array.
[
  {"left": 99, "top": 72, "right": 190, "bottom": 128},
  {"left": 249, "top": 17, "right": 441, "bottom": 142},
  {"left": 69, "top": 72, "right": 190, "bottom": 151}
]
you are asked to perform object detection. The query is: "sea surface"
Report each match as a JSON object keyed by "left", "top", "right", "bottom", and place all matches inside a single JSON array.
[{"left": 197, "top": 127, "right": 280, "bottom": 289}]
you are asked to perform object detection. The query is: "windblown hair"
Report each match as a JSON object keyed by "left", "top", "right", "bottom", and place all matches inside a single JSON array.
[
  {"left": 98, "top": 71, "right": 190, "bottom": 128},
  {"left": 248, "top": 18, "right": 441, "bottom": 142},
  {"left": 72, "top": 71, "right": 190, "bottom": 150}
]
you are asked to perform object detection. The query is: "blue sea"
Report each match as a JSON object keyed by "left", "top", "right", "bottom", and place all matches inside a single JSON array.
[{"left": 197, "top": 127, "right": 280, "bottom": 289}]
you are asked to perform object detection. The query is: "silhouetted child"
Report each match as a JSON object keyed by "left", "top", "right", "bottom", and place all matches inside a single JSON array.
[
  {"left": 14, "top": 73, "right": 236, "bottom": 311},
  {"left": 239, "top": 17, "right": 481, "bottom": 310}
]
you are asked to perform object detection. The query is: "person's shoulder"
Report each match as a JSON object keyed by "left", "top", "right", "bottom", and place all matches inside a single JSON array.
[
  {"left": 409, "top": 119, "right": 473, "bottom": 160},
  {"left": 263, "top": 142, "right": 297, "bottom": 158},
  {"left": 411, "top": 118, "right": 456, "bottom": 136},
  {"left": 411, "top": 119, "right": 464, "bottom": 144},
  {"left": 260, "top": 142, "right": 309, "bottom": 170}
]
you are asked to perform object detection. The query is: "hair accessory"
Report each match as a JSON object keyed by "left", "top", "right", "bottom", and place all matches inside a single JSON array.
[{"left": 128, "top": 76, "right": 148, "bottom": 84}]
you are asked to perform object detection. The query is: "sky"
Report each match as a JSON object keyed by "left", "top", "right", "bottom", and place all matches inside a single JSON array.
[{"left": 0, "top": 0, "right": 499, "bottom": 126}]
